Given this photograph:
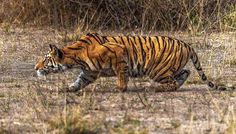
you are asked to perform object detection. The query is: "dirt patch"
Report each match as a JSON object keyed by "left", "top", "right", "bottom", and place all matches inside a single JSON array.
[{"left": 0, "top": 27, "right": 236, "bottom": 133}]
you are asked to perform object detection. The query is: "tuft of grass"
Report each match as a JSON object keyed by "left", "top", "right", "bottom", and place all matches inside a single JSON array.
[
  {"left": 224, "top": 5, "right": 236, "bottom": 29},
  {"left": 123, "top": 116, "right": 141, "bottom": 127},
  {"left": 110, "top": 114, "right": 148, "bottom": 134},
  {"left": 2, "top": 101, "right": 11, "bottom": 113},
  {"left": 0, "top": 127, "right": 8, "bottom": 134},
  {"left": 2, "top": 23, "right": 11, "bottom": 33},
  {"left": 223, "top": 104, "right": 236, "bottom": 134},
  {"left": 0, "top": 93, "right": 5, "bottom": 98},
  {"left": 229, "top": 59, "right": 236, "bottom": 66},
  {"left": 48, "top": 107, "right": 98, "bottom": 134},
  {"left": 225, "top": 119, "right": 236, "bottom": 134},
  {"left": 170, "top": 120, "right": 181, "bottom": 129},
  {"left": 1, "top": 93, "right": 11, "bottom": 113},
  {"left": 224, "top": 50, "right": 236, "bottom": 66}
]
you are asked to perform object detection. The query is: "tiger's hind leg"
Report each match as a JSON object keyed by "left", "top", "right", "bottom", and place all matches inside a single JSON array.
[
  {"left": 147, "top": 77, "right": 179, "bottom": 92},
  {"left": 174, "top": 69, "right": 190, "bottom": 87},
  {"left": 156, "top": 77, "right": 179, "bottom": 92},
  {"left": 148, "top": 69, "right": 190, "bottom": 91}
]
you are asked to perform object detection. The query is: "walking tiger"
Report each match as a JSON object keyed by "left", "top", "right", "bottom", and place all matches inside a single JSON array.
[{"left": 35, "top": 33, "right": 226, "bottom": 92}]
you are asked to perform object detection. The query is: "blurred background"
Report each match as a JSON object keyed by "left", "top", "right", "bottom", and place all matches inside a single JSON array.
[{"left": 0, "top": 0, "right": 236, "bottom": 33}]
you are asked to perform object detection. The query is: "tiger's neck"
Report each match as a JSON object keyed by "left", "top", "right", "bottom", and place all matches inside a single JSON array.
[{"left": 61, "top": 47, "right": 88, "bottom": 66}]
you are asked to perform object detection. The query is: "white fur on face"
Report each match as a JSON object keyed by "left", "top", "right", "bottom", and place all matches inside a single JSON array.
[
  {"left": 37, "top": 70, "right": 47, "bottom": 77},
  {"left": 36, "top": 63, "right": 68, "bottom": 77}
]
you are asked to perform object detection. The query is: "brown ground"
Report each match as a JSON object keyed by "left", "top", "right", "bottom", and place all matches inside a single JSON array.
[{"left": 0, "top": 27, "right": 236, "bottom": 134}]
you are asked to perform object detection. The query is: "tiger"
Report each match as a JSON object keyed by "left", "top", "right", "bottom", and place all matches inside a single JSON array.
[{"left": 34, "top": 33, "right": 226, "bottom": 92}]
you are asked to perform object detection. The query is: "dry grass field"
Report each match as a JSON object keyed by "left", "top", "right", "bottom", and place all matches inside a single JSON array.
[{"left": 0, "top": 26, "right": 236, "bottom": 134}]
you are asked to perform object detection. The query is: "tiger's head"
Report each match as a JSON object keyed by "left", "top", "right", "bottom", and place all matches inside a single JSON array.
[{"left": 34, "top": 44, "right": 70, "bottom": 77}]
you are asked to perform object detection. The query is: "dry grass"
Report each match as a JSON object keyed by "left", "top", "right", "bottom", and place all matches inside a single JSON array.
[
  {"left": 0, "top": 27, "right": 236, "bottom": 133},
  {"left": 47, "top": 107, "right": 99, "bottom": 134},
  {"left": 0, "top": 0, "right": 236, "bottom": 32}
]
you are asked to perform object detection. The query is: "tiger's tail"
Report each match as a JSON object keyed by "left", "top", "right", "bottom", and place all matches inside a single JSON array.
[{"left": 189, "top": 47, "right": 225, "bottom": 90}]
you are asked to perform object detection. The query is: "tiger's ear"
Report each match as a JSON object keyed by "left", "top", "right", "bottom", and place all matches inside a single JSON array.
[
  {"left": 49, "top": 44, "right": 63, "bottom": 59},
  {"left": 49, "top": 44, "right": 54, "bottom": 51}
]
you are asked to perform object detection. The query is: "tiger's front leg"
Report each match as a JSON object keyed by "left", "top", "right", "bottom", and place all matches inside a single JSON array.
[
  {"left": 68, "top": 71, "right": 98, "bottom": 92},
  {"left": 98, "top": 42, "right": 129, "bottom": 92}
]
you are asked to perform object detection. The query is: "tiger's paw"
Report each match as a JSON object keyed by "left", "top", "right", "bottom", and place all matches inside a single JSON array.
[
  {"left": 116, "top": 86, "right": 127, "bottom": 92},
  {"left": 67, "top": 83, "right": 80, "bottom": 92},
  {"left": 147, "top": 81, "right": 178, "bottom": 92}
]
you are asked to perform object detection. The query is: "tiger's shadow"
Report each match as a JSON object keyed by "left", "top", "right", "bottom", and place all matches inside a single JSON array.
[
  {"left": 55, "top": 86, "right": 209, "bottom": 94},
  {"left": 54, "top": 87, "right": 223, "bottom": 105}
]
